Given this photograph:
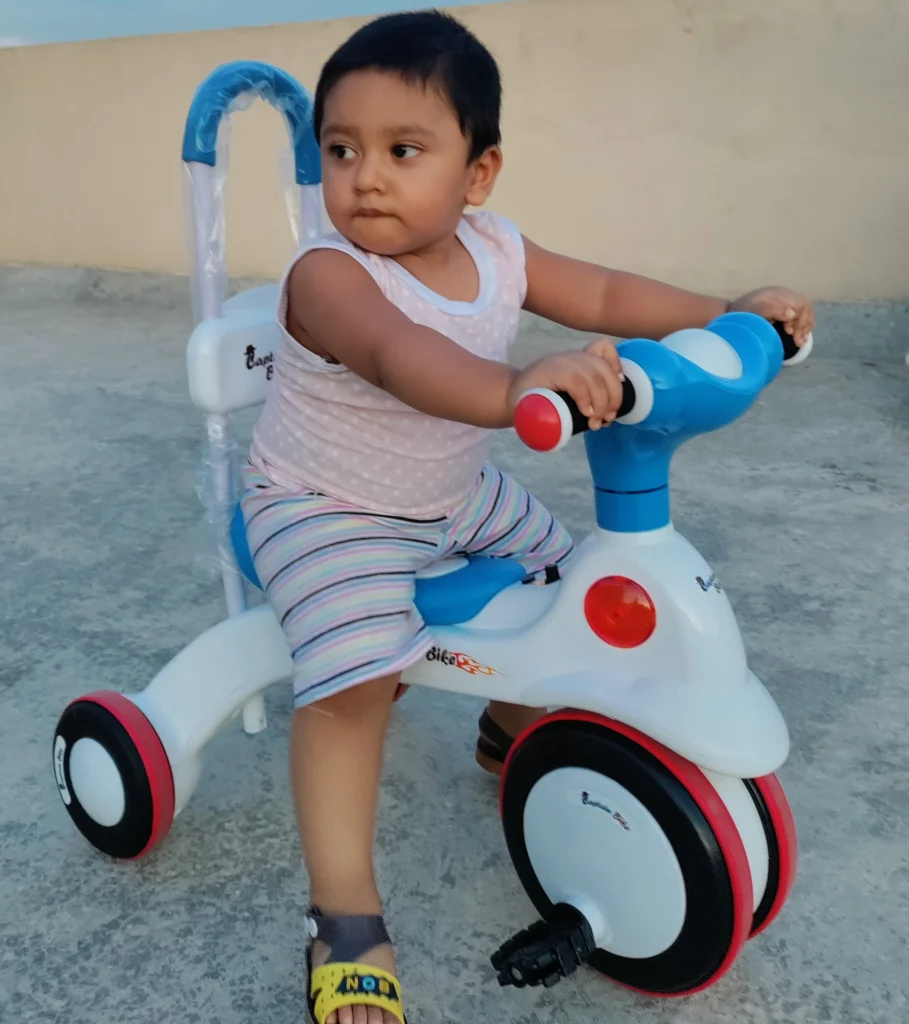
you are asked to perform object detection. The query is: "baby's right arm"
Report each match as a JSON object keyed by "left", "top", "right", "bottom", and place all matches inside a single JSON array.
[{"left": 288, "top": 250, "right": 624, "bottom": 430}]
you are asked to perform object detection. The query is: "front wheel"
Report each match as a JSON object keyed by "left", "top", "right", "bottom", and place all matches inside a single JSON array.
[
  {"left": 500, "top": 712, "right": 754, "bottom": 996},
  {"left": 745, "top": 774, "right": 798, "bottom": 936},
  {"left": 53, "top": 691, "right": 175, "bottom": 859}
]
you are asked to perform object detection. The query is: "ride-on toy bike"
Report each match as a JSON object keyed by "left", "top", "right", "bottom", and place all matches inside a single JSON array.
[{"left": 52, "top": 62, "right": 805, "bottom": 999}]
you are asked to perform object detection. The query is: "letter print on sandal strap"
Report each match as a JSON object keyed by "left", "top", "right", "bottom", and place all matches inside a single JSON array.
[{"left": 310, "top": 962, "right": 405, "bottom": 1024}]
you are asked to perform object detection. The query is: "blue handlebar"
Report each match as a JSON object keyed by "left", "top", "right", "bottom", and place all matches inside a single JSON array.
[
  {"left": 182, "top": 61, "right": 321, "bottom": 185},
  {"left": 587, "top": 312, "right": 785, "bottom": 532}
]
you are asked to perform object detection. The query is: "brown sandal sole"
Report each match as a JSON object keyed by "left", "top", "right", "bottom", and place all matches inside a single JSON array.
[
  {"left": 475, "top": 746, "right": 506, "bottom": 777},
  {"left": 476, "top": 709, "right": 516, "bottom": 777}
]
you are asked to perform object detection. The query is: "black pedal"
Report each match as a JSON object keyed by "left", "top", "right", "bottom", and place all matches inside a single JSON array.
[{"left": 491, "top": 904, "right": 596, "bottom": 989}]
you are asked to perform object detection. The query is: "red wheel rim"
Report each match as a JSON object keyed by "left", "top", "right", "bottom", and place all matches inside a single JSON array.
[
  {"left": 74, "top": 691, "right": 175, "bottom": 858},
  {"left": 501, "top": 709, "right": 754, "bottom": 996},
  {"left": 749, "top": 773, "right": 798, "bottom": 937}
]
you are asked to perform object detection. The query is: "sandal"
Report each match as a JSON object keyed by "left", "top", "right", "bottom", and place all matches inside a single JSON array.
[
  {"left": 475, "top": 709, "right": 516, "bottom": 777},
  {"left": 305, "top": 907, "right": 407, "bottom": 1024}
]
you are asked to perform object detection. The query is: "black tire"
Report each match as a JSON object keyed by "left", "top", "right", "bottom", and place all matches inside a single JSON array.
[
  {"left": 53, "top": 694, "right": 174, "bottom": 859},
  {"left": 745, "top": 777, "right": 795, "bottom": 936},
  {"left": 500, "top": 717, "right": 751, "bottom": 995}
]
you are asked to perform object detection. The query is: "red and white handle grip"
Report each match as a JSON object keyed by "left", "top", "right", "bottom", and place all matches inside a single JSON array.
[{"left": 514, "top": 371, "right": 644, "bottom": 453}]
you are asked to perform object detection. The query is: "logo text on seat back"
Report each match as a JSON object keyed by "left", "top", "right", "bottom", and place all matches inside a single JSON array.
[{"left": 245, "top": 344, "right": 274, "bottom": 379}]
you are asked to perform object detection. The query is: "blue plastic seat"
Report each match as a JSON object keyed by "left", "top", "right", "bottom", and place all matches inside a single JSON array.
[
  {"left": 412, "top": 556, "right": 527, "bottom": 624},
  {"left": 230, "top": 504, "right": 526, "bottom": 626}
]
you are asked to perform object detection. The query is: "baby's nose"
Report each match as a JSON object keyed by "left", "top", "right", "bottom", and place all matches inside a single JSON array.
[{"left": 355, "top": 154, "right": 385, "bottom": 193}]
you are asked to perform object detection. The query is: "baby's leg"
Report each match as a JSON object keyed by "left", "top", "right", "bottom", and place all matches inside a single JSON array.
[
  {"left": 292, "top": 675, "right": 399, "bottom": 919},
  {"left": 293, "top": 675, "right": 402, "bottom": 1024},
  {"left": 446, "top": 466, "right": 575, "bottom": 772},
  {"left": 294, "top": 674, "right": 407, "bottom": 1024},
  {"left": 241, "top": 471, "right": 439, "bottom": 1021}
]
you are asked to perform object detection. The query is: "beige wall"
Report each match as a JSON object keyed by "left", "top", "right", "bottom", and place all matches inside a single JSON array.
[{"left": 1, "top": 0, "right": 907, "bottom": 300}]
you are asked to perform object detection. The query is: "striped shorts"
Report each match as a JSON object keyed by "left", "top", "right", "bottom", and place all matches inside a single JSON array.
[{"left": 240, "top": 464, "right": 573, "bottom": 707}]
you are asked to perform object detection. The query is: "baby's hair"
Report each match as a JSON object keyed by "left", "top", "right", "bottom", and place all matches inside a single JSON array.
[{"left": 313, "top": 9, "right": 502, "bottom": 162}]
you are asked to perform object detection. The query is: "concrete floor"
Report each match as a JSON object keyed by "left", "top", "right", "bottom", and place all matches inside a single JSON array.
[{"left": 1, "top": 267, "right": 908, "bottom": 1024}]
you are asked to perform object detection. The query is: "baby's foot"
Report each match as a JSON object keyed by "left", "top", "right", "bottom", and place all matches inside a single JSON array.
[
  {"left": 477, "top": 701, "right": 547, "bottom": 775},
  {"left": 486, "top": 700, "right": 547, "bottom": 740},
  {"left": 307, "top": 911, "right": 403, "bottom": 1024},
  {"left": 320, "top": 941, "right": 398, "bottom": 1024}
]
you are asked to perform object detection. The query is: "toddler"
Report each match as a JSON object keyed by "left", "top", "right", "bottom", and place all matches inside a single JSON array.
[{"left": 241, "top": 11, "right": 814, "bottom": 1023}]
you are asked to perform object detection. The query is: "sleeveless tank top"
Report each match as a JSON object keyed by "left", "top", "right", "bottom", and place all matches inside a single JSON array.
[{"left": 249, "top": 211, "right": 527, "bottom": 517}]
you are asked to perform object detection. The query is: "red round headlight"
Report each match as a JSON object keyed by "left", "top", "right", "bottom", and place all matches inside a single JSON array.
[{"left": 584, "top": 576, "right": 656, "bottom": 648}]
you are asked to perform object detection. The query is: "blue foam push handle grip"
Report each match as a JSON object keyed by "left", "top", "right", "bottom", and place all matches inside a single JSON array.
[{"left": 182, "top": 61, "right": 321, "bottom": 185}]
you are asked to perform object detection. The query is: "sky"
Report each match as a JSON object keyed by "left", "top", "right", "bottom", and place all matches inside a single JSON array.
[{"left": 0, "top": 0, "right": 506, "bottom": 48}]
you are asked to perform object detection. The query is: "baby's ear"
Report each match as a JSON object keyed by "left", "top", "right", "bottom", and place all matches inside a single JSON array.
[{"left": 466, "top": 145, "right": 503, "bottom": 206}]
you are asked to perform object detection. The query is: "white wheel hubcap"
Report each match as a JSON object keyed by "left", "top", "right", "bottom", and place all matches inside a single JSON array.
[
  {"left": 69, "top": 738, "right": 127, "bottom": 827},
  {"left": 523, "top": 767, "right": 687, "bottom": 959}
]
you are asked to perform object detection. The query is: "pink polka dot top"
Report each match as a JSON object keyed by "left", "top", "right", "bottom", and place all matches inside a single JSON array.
[{"left": 249, "top": 211, "right": 527, "bottom": 517}]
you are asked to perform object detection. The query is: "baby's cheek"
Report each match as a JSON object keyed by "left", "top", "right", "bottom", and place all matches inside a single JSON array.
[{"left": 321, "top": 180, "right": 349, "bottom": 217}]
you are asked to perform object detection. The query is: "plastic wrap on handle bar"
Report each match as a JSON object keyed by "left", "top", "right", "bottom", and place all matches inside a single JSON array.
[{"left": 182, "top": 61, "right": 321, "bottom": 185}]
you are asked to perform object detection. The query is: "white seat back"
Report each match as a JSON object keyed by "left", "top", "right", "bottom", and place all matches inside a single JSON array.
[{"left": 187, "top": 285, "right": 281, "bottom": 415}]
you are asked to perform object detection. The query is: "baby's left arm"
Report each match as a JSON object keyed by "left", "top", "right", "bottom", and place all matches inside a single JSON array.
[{"left": 522, "top": 238, "right": 814, "bottom": 346}]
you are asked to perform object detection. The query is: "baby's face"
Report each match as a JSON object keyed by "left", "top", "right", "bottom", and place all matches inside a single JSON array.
[{"left": 319, "top": 70, "right": 490, "bottom": 256}]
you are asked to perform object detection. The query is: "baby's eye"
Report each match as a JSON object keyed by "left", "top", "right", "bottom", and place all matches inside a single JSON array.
[
  {"left": 392, "top": 144, "right": 421, "bottom": 160},
  {"left": 328, "top": 144, "right": 356, "bottom": 161}
]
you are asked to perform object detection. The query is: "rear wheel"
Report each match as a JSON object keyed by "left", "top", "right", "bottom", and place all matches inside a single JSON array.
[
  {"left": 500, "top": 712, "right": 753, "bottom": 996},
  {"left": 53, "top": 691, "right": 175, "bottom": 859}
]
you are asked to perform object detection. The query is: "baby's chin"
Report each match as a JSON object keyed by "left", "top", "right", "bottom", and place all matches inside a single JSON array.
[{"left": 333, "top": 215, "right": 419, "bottom": 257}]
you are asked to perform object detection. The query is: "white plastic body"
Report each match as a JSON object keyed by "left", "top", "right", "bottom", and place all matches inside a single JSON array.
[
  {"left": 129, "top": 605, "right": 291, "bottom": 815},
  {"left": 130, "top": 519, "right": 789, "bottom": 816},
  {"left": 187, "top": 287, "right": 281, "bottom": 416},
  {"left": 402, "top": 526, "right": 789, "bottom": 778}
]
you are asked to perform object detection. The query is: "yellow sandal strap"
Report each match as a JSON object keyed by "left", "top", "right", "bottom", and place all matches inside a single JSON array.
[{"left": 310, "top": 962, "right": 405, "bottom": 1024}]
